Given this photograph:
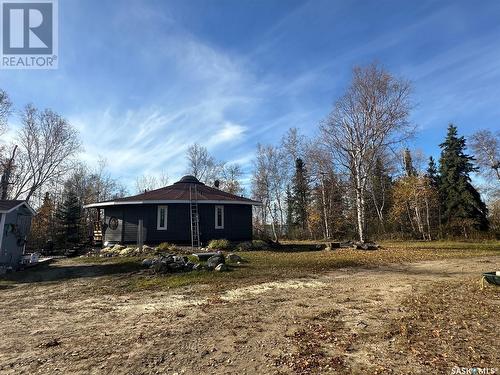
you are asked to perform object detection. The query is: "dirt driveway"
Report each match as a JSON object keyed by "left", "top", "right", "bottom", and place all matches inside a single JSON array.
[{"left": 0, "top": 256, "right": 498, "bottom": 374}]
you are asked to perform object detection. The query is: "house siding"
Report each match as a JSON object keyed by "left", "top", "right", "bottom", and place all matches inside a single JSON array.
[
  {"left": 103, "top": 203, "right": 252, "bottom": 245},
  {"left": 0, "top": 206, "right": 33, "bottom": 267}
]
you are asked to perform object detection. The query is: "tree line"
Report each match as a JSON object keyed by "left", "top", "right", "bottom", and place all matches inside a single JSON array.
[
  {"left": 0, "top": 91, "right": 245, "bottom": 250},
  {"left": 251, "top": 63, "right": 499, "bottom": 242},
  {"left": 1, "top": 62, "right": 499, "bottom": 250}
]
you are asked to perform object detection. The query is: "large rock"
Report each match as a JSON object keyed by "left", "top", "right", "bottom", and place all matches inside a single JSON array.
[
  {"left": 192, "top": 263, "right": 204, "bottom": 271},
  {"left": 206, "top": 254, "right": 225, "bottom": 269},
  {"left": 142, "top": 258, "right": 153, "bottom": 267},
  {"left": 226, "top": 253, "right": 243, "bottom": 263},
  {"left": 193, "top": 252, "right": 219, "bottom": 261},
  {"left": 353, "top": 242, "right": 378, "bottom": 250},
  {"left": 167, "top": 262, "right": 183, "bottom": 271},
  {"left": 215, "top": 263, "right": 229, "bottom": 272}
]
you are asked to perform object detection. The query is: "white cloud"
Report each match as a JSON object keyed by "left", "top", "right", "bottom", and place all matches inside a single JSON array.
[{"left": 208, "top": 121, "right": 247, "bottom": 147}]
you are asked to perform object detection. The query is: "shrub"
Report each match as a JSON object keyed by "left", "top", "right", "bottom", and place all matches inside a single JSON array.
[
  {"left": 235, "top": 240, "right": 268, "bottom": 251},
  {"left": 236, "top": 241, "right": 253, "bottom": 251},
  {"left": 251, "top": 240, "right": 267, "bottom": 250},
  {"left": 208, "top": 239, "right": 231, "bottom": 250},
  {"left": 156, "top": 242, "right": 177, "bottom": 253}
]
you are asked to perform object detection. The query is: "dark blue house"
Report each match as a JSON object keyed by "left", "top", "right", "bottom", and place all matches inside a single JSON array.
[{"left": 84, "top": 175, "right": 261, "bottom": 247}]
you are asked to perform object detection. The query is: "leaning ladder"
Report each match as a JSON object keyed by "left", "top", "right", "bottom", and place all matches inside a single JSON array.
[{"left": 190, "top": 184, "right": 200, "bottom": 248}]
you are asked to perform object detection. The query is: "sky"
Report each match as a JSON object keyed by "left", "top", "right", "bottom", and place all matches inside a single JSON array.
[{"left": 1, "top": 0, "right": 499, "bottom": 193}]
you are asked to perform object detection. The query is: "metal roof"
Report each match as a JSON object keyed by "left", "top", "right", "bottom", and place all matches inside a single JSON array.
[
  {"left": 84, "top": 175, "right": 262, "bottom": 208},
  {"left": 0, "top": 200, "right": 36, "bottom": 214}
]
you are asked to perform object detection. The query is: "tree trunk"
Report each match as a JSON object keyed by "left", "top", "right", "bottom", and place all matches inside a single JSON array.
[
  {"left": 424, "top": 198, "right": 432, "bottom": 241},
  {"left": 320, "top": 175, "right": 330, "bottom": 239},
  {"left": 355, "top": 185, "right": 365, "bottom": 242},
  {"left": 267, "top": 204, "right": 278, "bottom": 242}
]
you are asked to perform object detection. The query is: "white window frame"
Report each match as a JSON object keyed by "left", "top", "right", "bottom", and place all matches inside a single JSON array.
[
  {"left": 157, "top": 205, "right": 168, "bottom": 230},
  {"left": 215, "top": 205, "right": 224, "bottom": 229}
]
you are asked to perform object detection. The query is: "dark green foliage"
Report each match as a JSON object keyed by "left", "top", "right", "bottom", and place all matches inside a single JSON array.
[
  {"left": 291, "top": 158, "right": 310, "bottom": 234},
  {"left": 403, "top": 148, "right": 417, "bottom": 177},
  {"left": 426, "top": 156, "right": 439, "bottom": 188},
  {"left": 56, "top": 188, "right": 83, "bottom": 246},
  {"left": 438, "top": 124, "right": 488, "bottom": 233}
]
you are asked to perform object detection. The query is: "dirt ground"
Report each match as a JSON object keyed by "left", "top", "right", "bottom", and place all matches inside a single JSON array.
[{"left": 0, "top": 256, "right": 498, "bottom": 375}]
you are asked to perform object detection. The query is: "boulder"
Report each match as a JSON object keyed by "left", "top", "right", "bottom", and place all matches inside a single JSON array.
[
  {"left": 184, "top": 261, "right": 195, "bottom": 271},
  {"left": 206, "top": 254, "right": 225, "bottom": 269},
  {"left": 167, "top": 262, "right": 183, "bottom": 271},
  {"left": 192, "top": 263, "right": 204, "bottom": 271},
  {"left": 152, "top": 261, "right": 169, "bottom": 274},
  {"left": 226, "top": 253, "right": 243, "bottom": 263},
  {"left": 215, "top": 263, "right": 229, "bottom": 272},
  {"left": 141, "top": 258, "right": 153, "bottom": 268},
  {"left": 353, "top": 242, "right": 378, "bottom": 250},
  {"left": 193, "top": 252, "right": 219, "bottom": 261}
]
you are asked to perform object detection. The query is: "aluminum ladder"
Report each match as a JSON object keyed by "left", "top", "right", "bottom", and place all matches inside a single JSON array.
[{"left": 189, "top": 184, "right": 200, "bottom": 248}]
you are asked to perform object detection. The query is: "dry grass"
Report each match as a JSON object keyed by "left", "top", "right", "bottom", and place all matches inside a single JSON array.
[{"left": 1, "top": 240, "right": 498, "bottom": 294}]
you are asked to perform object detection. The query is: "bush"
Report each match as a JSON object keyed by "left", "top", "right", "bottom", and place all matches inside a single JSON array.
[
  {"left": 235, "top": 240, "right": 268, "bottom": 251},
  {"left": 207, "top": 239, "right": 231, "bottom": 250},
  {"left": 236, "top": 241, "right": 253, "bottom": 251},
  {"left": 251, "top": 240, "right": 267, "bottom": 250},
  {"left": 156, "top": 242, "right": 177, "bottom": 253}
]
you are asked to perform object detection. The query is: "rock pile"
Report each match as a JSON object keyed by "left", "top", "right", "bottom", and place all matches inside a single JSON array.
[
  {"left": 142, "top": 254, "right": 196, "bottom": 273},
  {"left": 142, "top": 253, "right": 231, "bottom": 274},
  {"left": 206, "top": 253, "right": 225, "bottom": 269}
]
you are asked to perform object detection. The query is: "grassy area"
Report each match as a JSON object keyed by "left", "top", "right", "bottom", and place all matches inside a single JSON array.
[
  {"left": 1, "top": 241, "right": 498, "bottom": 293},
  {"left": 115, "top": 240, "right": 500, "bottom": 292}
]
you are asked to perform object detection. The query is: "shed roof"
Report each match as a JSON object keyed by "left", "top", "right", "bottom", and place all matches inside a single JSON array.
[
  {"left": 84, "top": 175, "right": 261, "bottom": 208},
  {"left": 0, "top": 200, "right": 36, "bottom": 214}
]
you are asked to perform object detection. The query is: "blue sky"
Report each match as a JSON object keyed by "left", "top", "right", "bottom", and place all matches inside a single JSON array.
[{"left": 1, "top": 0, "right": 500, "bottom": 191}]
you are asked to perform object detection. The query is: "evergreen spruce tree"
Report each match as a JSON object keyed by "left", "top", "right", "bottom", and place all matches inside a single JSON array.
[
  {"left": 56, "top": 188, "right": 83, "bottom": 246},
  {"left": 426, "top": 156, "right": 439, "bottom": 188},
  {"left": 438, "top": 124, "right": 488, "bottom": 233},
  {"left": 403, "top": 148, "right": 417, "bottom": 177},
  {"left": 291, "top": 158, "right": 310, "bottom": 233}
]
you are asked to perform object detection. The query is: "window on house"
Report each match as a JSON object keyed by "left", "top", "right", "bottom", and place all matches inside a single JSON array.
[
  {"left": 157, "top": 205, "right": 168, "bottom": 230},
  {"left": 215, "top": 205, "right": 224, "bottom": 229}
]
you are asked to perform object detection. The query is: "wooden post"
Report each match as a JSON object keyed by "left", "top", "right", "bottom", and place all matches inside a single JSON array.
[{"left": 137, "top": 219, "right": 144, "bottom": 249}]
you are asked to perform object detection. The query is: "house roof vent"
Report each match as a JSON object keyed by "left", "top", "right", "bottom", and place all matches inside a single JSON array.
[{"left": 175, "top": 175, "right": 203, "bottom": 184}]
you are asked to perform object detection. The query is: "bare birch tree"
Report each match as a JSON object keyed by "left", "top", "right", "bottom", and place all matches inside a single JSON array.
[
  {"left": 186, "top": 143, "right": 223, "bottom": 184},
  {"left": 320, "top": 63, "right": 413, "bottom": 242},
  {"left": 10, "top": 104, "right": 82, "bottom": 202},
  {"left": 221, "top": 163, "right": 243, "bottom": 195},
  {"left": 0, "top": 89, "right": 11, "bottom": 137},
  {"left": 251, "top": 144, "right": 288, "bottom": 241},
  {"left": 135, "top": 171, "right": 169, "bottom": 193},
  {"left": 470, "top": 129, "right": 500, "bottom": 181}
]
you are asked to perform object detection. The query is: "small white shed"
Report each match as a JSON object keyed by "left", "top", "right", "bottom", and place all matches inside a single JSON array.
[{"left": 0, "top": 200, "right": 35, "bottom": 269}]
